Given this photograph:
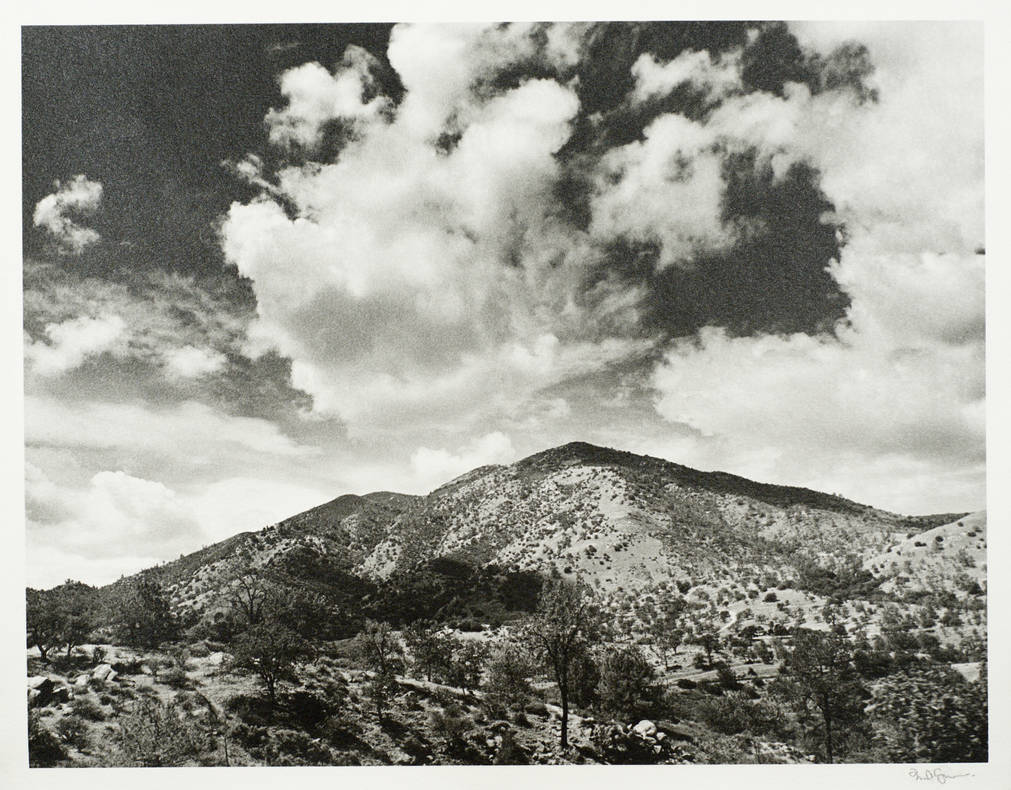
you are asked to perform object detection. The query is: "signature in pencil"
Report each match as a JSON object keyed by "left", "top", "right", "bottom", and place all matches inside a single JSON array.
[{"left": 908, "top": 769, "right": 973, "bottom": 785}]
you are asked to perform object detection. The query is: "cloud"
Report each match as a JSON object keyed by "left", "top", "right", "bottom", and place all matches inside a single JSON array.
[
  {"left": 26, "top": 464, "right": 203, "bottom": 560},
  {"left": 411, "top": 431, "right": 516, "bottom": 490},
  {"left": 25, "top": 314, "right": 125, "bottom": 376},
  {"left": 223, "top": 24, "right": 650, "bottom": 439},
  {"left": 265, "top": 47, "right": 392, "bottom": 150},
  {"left": 25, "top": 396, "right": 319, "bottom": 460},
  {"left": 648, "top": 23, "right": 984, "bottom": 513},
  {"left": 32, "top": 175, "right": 103, "bottom": 253},
  {"left": 164, "top": 345, "right": 228, "bottom": 379},
  {"left": 589, "top": 112, "right": 732, "bottom": 269},
  {"left": 631, "top": 50, "right": 741, "bottom": 103}
]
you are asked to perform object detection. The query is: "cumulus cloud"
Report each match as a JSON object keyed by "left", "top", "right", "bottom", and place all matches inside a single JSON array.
[
  {"left": 631, "top": 50, "right": 741, "bottom": 103},
  {"left": 648, "top": 22, "right": 984, "bottom": 512},
  {"left": 25, "top": 314, "right": 125, "bottom": 376},
  {"left": 589, "top": 112, "right": 732, "bottom": 269},
  {"left": 32, "top": 175, "right": 103, "bottom": 253},
  {"left": 411, "top": 431, "right": 516, "bottom": 490},
  {"left": 223, "top": 24, "right": 651, "bottom": 439},
  {"left": 265, "top": 47, "right": 392, "bottom": 150},
  {"left": 26, "top": 464, "right": 203, "bottom": 560}
]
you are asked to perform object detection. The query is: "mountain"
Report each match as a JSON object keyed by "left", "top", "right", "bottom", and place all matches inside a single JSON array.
[{"left": 131, "top": 441, "right": 979, "bottom": 631}]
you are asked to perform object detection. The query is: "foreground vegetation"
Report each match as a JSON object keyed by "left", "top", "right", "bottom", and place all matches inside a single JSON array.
[{"left": 26, "top": 561, "right": 987, "bottom": 767}]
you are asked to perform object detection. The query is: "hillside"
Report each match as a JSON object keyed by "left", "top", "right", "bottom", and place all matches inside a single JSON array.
[
  {"left": 27, "top": 441, "right": 987, "bottom": 768},
  {"left": 114, "top": 441, "right": 977, "bottom": 636}
]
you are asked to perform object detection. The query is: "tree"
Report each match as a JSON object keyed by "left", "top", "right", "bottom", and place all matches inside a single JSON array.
[
  {"left": 26, "top": 582, "right": 98, "bottom": 660},
  {"left": 688, "top": 621, "right": 722, "bottom": 669},
  {"left": 596, "top": 644, "right": 657, "bottom": 721},
  {"left": 447, "top": 638, "right": 487, "bottom": 697},
  {"left": 777, "top": 628, "right": 868, "bottom": 763},
  {"left": 403, "top": 620, "right": 453, "bottom": 682},
  {"left": 231, "top": 621, "right": 312, "bottom": 705},
  {"left": 56, "top": 581, "right": 98, "bottom": 657},
  {"left": 26, "top": 589, "right": 62, "bottom": 661},
  {"left": 644, "top": 596, "right": 687, "bottom": 671},
  {"left": 108, "top": 575, "right": 178, "bottom": 648},
  {"left": 523, "top": 576, "right": 600, "bottom": 749},
  {"left": 356, "top": 620, "right": 404, "bottom": 723},
  {"left": 870, "top": 664, "right": 987, "bottom": 762},
  {"left": 484, "top": 642, "right": 535, "bottom": 715}
]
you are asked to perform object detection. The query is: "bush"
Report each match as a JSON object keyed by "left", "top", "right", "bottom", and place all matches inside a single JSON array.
[
  {"left": 71, "top": 695, "right": 106, "bottom": 721},
  {"left": 55, "top": 715, "right": 90, "bottom": 750},
  {"left": 871, "top": 665, "right": 987, "bottom": 762},
  {"left": 28, "top": 710, "right": 65, "bottom": 766},
  {"left": 429, "top": 703, "right": 473, "bottom": 743},
  {"left": 114, "top": 699, "right": 209, "bottom": 766},
  {"left": 596, "top": 645, "right": 658, "bottom": 721},
  {"left": 159, "top": 665, "right": 190, "bottom": 688}
]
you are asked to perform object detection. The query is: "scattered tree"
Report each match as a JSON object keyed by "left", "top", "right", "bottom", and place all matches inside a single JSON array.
[
  {"left": 596, "top": 644, "right": 657, "bottom": 721},
  {"left": 523, "top": 576, "right": 600, "bottom": 749},
  {"left": 232, "top": 621, "right": 312, "bottom": 705},
  {"left": 776, "top": 628, "right": 869, "bottom": 763}
]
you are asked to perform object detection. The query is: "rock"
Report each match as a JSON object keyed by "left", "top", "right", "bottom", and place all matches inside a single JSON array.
[
  {"left": 27, "top": 677, "right": 55, "bottom": 707},
  {"left": 74, "top": 675, "right": 90, "bottom": 688},
  {"left": 51, "top": 686, "right": 71, "bottom": 704},
  {"left": 92, "top": 663, "right": 114, "bottom": 681},
  {"left": 632, "top": 720, "right": 657, "bottom": 738},
  {"left": 139, "top": 664, "right": 154, "bottom": 675},
  {"left": 206, "top": 651, "right": 230, "bottom": 667},
  {"left": 106, "top": 669, "right": 118, "bottom": 683}
]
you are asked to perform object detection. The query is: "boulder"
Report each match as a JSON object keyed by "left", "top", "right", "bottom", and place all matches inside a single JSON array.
[
  {"left": 27, "top": 677, "right": 57, "bottom": 708},
  {"left": 92, "top": 663, "right": 114, "bottom": 682},
  {"left": 632, "top": 720, "right": 657, "bottom": 738},
  {"left": 139, "top": 664, "right": 154, "bottom": 675},
  {"left": 51, "top": 686, "right": 71, "bottom": 704},
  {"left": 206, "top": 651, "right": 230, "bottom": 667},
  {"left": 74, "top": 675, "right": 90, "bottom": 688}
]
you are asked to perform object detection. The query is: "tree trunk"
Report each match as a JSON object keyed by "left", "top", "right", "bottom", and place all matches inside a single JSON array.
[
  {"left": 822, "top": 699, "right": 834, "bottom": 764},
  {"left": 560, "top": 687, "right": 569, "bottom": 749}
]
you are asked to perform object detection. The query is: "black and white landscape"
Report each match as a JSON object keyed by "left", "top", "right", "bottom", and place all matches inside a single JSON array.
[{"left": 22, "top": 22, "right": 986, "bottom": 769}]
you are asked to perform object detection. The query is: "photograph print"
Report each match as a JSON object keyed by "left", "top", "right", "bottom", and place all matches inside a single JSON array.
[{"left": 21, "top": 20, "right": 988, "bottom": 770}]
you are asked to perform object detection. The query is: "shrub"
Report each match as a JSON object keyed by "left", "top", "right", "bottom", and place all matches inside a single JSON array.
[
  {"left": 596, "top": 645, "right": 658, "bottom": 721},
  {"left": 55, "top": 715, "right": 90, "bottom": 750},
  {"left": 71, "top": 695, "right": 106, "bottom": 721},
  {"left": 429, "top": 703, "right": 473, "bottom": 743},
  {"left": 159, "top": 665, "right": 190, "bottom": 688},
  {"left": 28, "top": 710, "right": 65, "bottom": 767},
  {"left": 115, "top": 699, "right": 209, "bottom": 766},
  {"left": 871, "top": 665, "right": 987, "bottom": 762}
]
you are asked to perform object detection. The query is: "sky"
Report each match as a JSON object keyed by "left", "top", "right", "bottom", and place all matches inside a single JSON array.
[{"left": 21, "top": 21, "right": 985, "bottom": 588}]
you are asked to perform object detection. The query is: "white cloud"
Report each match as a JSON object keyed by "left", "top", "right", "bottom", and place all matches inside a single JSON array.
[
  {"left": 265, "top": 47, "right": 391, "bottom": 150},
  {"left": 164, "top": 344, "right": 228, "bottom": 379},
  {"left": 223, "top": 25, "right": 647, "bottom": 438},
  {"left": 647, "top": 23, "right": 984, "bottom": 513},
  {"left": 25, "top": 397, "right": 318, "bottom": 460},
  {"left": 25, "top": 314, "right": 125, "bottom": 376},
  {"left": 631, "top": 50, "right": 741, "bottom": 103},
  {"left": 589, "top": 112, "right": 732, "bottom": 269},
  {"left": 32, "top": 175, "right": 103, "bottom": 253},
  {"left": 26, "top": 465, "right": 203, "bottom": 560},
  {"left": 411, "top": 431, "right": 516, "bottom": 490}
]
